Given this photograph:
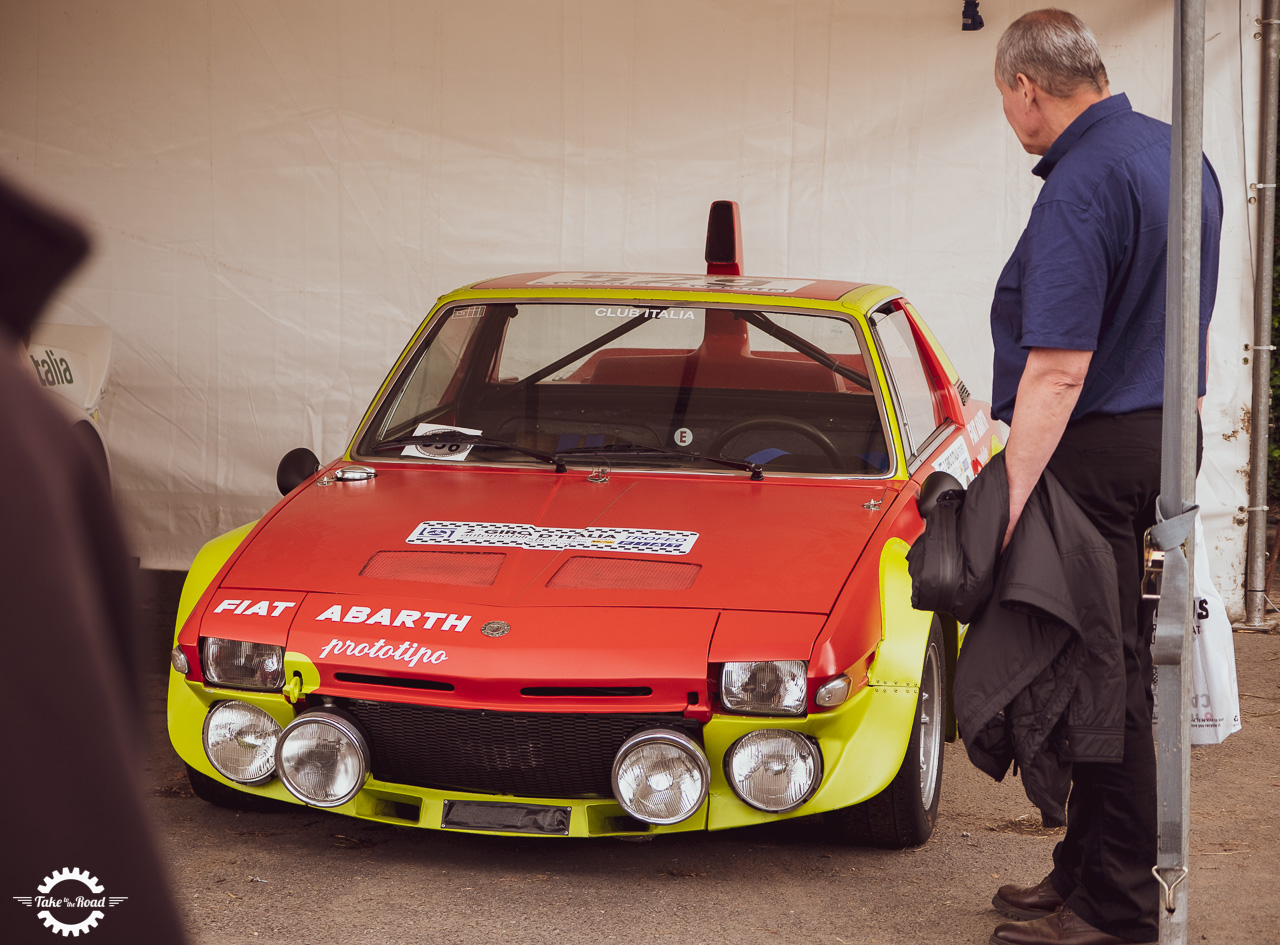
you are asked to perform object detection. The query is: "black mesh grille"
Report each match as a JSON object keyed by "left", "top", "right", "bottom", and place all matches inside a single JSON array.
[{"left": 343, "top": 699, "right": 702, "bottom": 798}]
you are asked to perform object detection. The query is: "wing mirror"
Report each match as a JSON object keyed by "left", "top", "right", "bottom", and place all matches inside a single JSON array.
[
  {"left": 277, "top": 447, "right": 320, "bottom": 495},
  {"left": 917, "top": 470, "right": 964, "bottom": 520}
]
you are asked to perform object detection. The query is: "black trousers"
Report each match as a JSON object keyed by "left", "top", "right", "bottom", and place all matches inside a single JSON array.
[{"left": 1043, "top": 409, "right": 1200, "bottom": 941}]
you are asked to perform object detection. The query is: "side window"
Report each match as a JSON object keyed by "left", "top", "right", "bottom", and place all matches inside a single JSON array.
[{"left": 873, "top": 307, "right": 942, "bottom": 460}]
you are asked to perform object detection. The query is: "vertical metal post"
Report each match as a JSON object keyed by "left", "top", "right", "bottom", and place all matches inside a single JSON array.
[
  {"left": 1153, "top": 2, "right": 1205, "bottom": 944},
  {"left": 1244, "top": 1, "right": 1280, "bottom": 628}
]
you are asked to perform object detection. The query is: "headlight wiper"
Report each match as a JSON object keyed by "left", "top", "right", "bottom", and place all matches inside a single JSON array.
[
  {"left": 556, "top": 442, "right": 764, "bottom": 481},
  {"left": 373, "top": 432, "right": 567, "bottom": 472}
]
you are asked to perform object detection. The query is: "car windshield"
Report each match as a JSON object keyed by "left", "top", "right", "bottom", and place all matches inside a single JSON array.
[{"left": 358, "top": 301, "right": 891, "bottom": 476}]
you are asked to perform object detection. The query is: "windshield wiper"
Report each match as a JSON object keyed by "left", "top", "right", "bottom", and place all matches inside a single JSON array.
[
  {"left": 373, "top": 432, "right": 567, "bottom": 472},
  {"left": 556, "top": 442, "right": 764, "bottom": 480}
]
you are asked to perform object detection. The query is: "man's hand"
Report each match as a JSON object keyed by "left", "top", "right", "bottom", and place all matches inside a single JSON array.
[{"left": 1002, "top": 347, "right": 1092, "bottom": 550}]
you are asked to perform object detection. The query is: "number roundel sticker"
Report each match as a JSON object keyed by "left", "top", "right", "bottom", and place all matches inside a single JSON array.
[{"left": 403, "top": 423, "right": 482, "bottom": 462}]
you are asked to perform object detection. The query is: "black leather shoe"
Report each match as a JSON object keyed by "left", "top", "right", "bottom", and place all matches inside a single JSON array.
[
  {"left": 989, "top": 906, "right": 1156, "bottom": 945},
  {"left": 992, "top": 876, "right": 1064, "bottom": 920}
]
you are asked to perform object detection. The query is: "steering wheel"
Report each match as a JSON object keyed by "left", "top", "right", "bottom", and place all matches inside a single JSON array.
[{"left": 707, "top": 416, "right": 843, "bottom": 470}]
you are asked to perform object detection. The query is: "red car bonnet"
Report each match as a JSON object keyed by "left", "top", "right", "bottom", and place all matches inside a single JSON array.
[
  {"left": 190, "top": 465, "right": 895, "bottom": 712},
  {"left": 221, "top": 464, "right": 894, "bottom": 613}
]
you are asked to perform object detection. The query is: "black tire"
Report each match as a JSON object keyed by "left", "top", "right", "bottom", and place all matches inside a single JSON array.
[
  {"left": 829, "top": 618, "right": 946, "bottom": 848},
  {"left": 184, "top": 764, "right": 295, "bottom": 813},
  {"left": 73, "top": 420, "right": 110, "bottom": 487}
]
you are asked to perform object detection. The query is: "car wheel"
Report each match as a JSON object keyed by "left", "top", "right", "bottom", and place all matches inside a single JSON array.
[
  {"left": 184, "top": 764, "right": 294, "bottom": 813},
  {"left": 73, "top": 420, "right": 110, "bottom": 486},
  {"left": 829, "top": 617, "right": 946, "bottom": 848}
]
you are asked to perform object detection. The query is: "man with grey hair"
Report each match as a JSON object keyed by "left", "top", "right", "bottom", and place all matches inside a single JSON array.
[{"left": 982, "top": 10, "right": 1221, "bottom": 945}]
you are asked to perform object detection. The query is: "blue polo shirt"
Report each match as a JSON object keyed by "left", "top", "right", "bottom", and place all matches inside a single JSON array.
[{"left": 989, "top": 93, "right": 1223, "bottom": 423}]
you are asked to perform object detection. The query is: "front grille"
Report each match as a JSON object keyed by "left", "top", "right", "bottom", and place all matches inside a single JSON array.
[{"left": 343, "top": 699, "right": 702, "bottom": 798}]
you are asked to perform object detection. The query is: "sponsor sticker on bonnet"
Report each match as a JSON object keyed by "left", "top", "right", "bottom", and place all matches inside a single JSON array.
[{"left": 406, "top": 521, "right": 699, "bottom": 556}]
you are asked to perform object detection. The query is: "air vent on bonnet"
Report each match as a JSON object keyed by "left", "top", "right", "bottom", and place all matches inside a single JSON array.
[
  {"left": 547, "top": 556, "right": 700, "bottom": 590},
  {"left": 361, "top": 551, "right": 505, "bottom": 586}
]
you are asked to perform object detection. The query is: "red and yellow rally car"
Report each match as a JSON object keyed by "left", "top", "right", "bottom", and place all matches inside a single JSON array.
[{"left": 167, "top": 203, "right": 1000, "bottom": 846}]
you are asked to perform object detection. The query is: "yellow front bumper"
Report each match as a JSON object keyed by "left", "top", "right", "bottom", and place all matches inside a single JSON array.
[{"left": 167, "top": 667, "right": 918, "bottom": 838}]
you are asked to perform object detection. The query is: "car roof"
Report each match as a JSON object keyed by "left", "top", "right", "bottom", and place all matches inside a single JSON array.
[{"left": 470, "top": 271, "right": 883, "bottom": 305}]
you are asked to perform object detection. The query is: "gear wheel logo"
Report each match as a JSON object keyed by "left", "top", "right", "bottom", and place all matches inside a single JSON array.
[
  {"left": 38, "top": 868, "right": 104, "bottom": 895},
  {"left": 12, "top": 866, "right": 127, "bottom": 937},
  {"left": 39, "top": 910, "right": 102, "bottom": 938}
]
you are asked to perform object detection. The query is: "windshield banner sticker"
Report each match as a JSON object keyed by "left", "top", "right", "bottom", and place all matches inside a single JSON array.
[
  {"left": 402, "top": 423, "right": 482, "bottom": 461},
  {"left": 407, "top": 521, "right": 699, "bottom": 555},
  {"left": 595, "top": 306, "right": 696, "bottom": 319},
  {"left": 527, "top": 272, "right": 816, "bottom": 293}
]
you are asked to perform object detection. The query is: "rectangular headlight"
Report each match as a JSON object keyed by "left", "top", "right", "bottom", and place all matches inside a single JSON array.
[
  {"left": 720, "top": 660, "right": 807, "bottom": 716},
  {"left": 201, "top": 638, "right": 285, "bottom": 691}
]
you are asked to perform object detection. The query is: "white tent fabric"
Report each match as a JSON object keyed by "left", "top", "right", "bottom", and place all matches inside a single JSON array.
[{"left": 0, "top": 0, "right": 1261, "bottom": 615}]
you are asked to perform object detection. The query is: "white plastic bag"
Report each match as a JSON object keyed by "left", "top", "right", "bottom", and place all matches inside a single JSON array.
[{"left": 1188, "top": 513, "right": 1242, "bottom": 745}]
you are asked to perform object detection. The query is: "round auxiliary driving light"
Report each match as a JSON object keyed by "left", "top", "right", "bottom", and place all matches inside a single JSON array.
[
  {"left": 202, "top": 701, "right": 282, "bottom": 785},
  {"left": 275, "top": 710, "right": 370, "bottom": 808},
  {"left": 611, "top": 729, "right": 710, "bottom": 825},
  {"left": 725, "top": 729, "right": 823, "bottom": 813}
]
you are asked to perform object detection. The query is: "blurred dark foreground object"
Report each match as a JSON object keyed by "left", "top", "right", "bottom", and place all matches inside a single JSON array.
[{"left": 0, "top": 175, "right": 188, "bottom": 945}]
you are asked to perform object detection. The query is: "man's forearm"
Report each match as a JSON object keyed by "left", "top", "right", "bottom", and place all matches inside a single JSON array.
[{"left": 1002, "top": 347, "right": 1092, "bottom": 548}]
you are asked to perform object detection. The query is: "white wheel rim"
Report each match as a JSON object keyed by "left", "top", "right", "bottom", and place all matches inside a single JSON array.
[{"left": 917, "top": 642, "right": 943, "bottom": 810}]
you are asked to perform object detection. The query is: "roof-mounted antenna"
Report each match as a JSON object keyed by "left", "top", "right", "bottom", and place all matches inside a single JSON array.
[{"left": 705, "top": 200, "right": 743, "bottom": 276}]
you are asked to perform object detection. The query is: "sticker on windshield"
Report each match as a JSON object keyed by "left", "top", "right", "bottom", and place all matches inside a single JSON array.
[
  {"left": 595, "top": 306, "right": 696, "bottom": 319},
  {"left": 527, "top": 272, "right": 816, "bottom": 294},
  {"left": 673, "top": 428, "right": 694, "bottom": 447},
  {"left": 402, "top": 423, "right": 482, "bottom": 462},
  {"left": 407, "top": 521, "right": 699, "bottom": 556},
  {"left": 931, "top": 438, "right": 975, "bottom": 487}
]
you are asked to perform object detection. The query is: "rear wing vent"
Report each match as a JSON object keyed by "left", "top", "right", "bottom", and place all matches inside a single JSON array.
[{"left": 955, "top": 378, "right": 971, "bottom": 406}]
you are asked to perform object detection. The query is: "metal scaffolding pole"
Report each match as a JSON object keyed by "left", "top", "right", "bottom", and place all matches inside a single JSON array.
[
  {"left": 1152, "top": 2, "right": 1205, "bottom": 943},
  {"left": 1244, "top": 2, "right": 1280, "bottom": 628}
]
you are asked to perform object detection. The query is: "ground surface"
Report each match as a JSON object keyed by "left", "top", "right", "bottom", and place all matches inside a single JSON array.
[{"left": 136, "top": 572, "right": 1280, "bottom": 945}]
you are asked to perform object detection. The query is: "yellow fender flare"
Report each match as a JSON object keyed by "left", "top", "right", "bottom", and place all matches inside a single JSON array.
[
  {"left": 869, "top": 537, "right": 936, "bottom": 690},
  {"left": 171, "top": 521, "right": 257, "bottom": 644}
]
